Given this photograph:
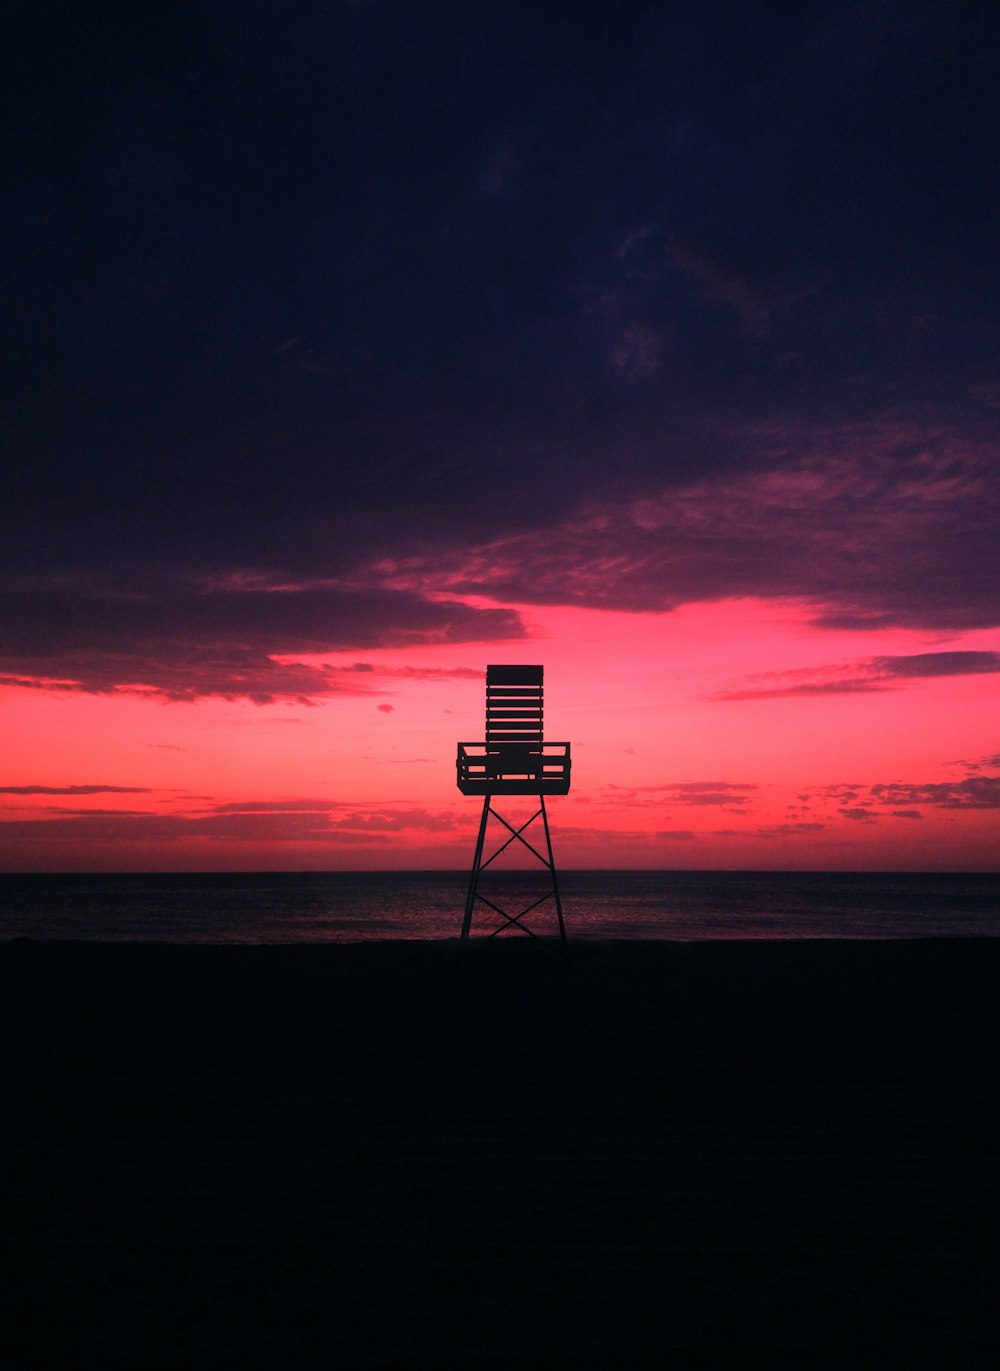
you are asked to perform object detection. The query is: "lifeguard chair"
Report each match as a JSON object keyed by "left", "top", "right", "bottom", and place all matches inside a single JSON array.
[{"left": 456, "top": 665, "right": 571, "bottom": 947}]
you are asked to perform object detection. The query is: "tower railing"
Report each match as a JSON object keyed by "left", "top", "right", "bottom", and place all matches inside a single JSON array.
[{"left": 456, "top": 741, "right": 571, "bottom": 795}]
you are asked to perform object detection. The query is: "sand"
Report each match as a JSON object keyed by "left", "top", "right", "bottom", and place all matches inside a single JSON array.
[{"left": 2, "top": 937, "right": 998, "bottom": 1367}]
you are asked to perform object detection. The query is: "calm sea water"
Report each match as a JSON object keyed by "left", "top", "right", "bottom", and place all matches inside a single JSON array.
[{"left": 1, "top": 870, "right": 997, "bottom": 942}]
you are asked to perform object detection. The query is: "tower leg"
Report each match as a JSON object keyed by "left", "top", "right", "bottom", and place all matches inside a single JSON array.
[
  {"left": 460, "top": 793, "right": 567, "bottom": 950},
  {"left": 461, "top": 796, "right": 491, "bottom": 941},
  {"left": 540, "top": 794, "right": 568, "bottom": 951}
]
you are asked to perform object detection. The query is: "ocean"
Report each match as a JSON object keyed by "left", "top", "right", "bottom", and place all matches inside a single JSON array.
[{"left": 1, "top": 869, "right": 997, "bottom": 942}]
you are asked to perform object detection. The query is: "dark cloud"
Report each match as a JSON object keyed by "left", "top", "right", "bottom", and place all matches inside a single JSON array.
[
  {"left": 807, "top": 766, "right": 1000, "bottom": 815},
  {"left": 328, "top": 809, "right": 458, "bottom": 834},
  {"left": 0, "top": 813, "right": 386, "bottom": 845},
  {"left": 604, "top": 781, "right": 758, "bottom": 808},
  {"left": 746, "top": 823, "right": 826, "bottom": 837},
  {"left": 869, "top": 777, "right": 1000, "bottom": 811},
  {"left": 666, "top": 243, "right": 776, "bottom": 339},
  {"left": 0, "top": 785, "right": 153, "bottom": 796},
  {"left": 876, "top": 652, "right": 1000, "bottom": 678},
  {"left": 368, "top": 665, "right": 483, "bottom": 681},
  {"left": 713, "top": 648, "right": 1000, "bottom": 702},
  {"left": 714, "top": 678, "right": 894, "bottom": 702},
  {"left": 0, "top": 580, "right": 522, "bottom": 701},
  {"left": 3, "top": 3, "right": 997, "bottom": 693},
  {"left": 197, "top": 799, "right": 461, "bottom": 834},
  {"left": 206, "top": 800, "right": 341, "bottom": 815},
  {"left": 0, "top": 802, "right": 461, "bottom": 845},
  {"left": 386, "top": 424, "right": 999, "bottom": 632},
  {"left": 970, "top": 752, "right": 1000, "bottom": 771}
]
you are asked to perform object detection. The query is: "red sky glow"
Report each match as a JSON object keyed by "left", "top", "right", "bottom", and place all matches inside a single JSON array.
[{"left": 3, "top": 596, "right": 997, "bottom": 872}]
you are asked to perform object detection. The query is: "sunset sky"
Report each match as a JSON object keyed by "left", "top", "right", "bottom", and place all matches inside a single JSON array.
[{"left": 3, "top": 2, "right": 998, "bottom": 871}]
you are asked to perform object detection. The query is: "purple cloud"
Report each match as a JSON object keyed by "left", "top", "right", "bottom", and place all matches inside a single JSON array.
[
  {"left": 797, "top": 763, "right": 1000, "bottom": 816},
  {"left": 667, "top": 241, "right": 776, "bottom": 338},
  {"left": 604, "top": 781, "right": 758, "bottom": 808},
  {"left": 748, "top": 822, "right": 826, "bottom": 837},
  {"left": 380, "top": 424, "right": 999, "bottom": 633},
  {"left": 4, "top": 4, "right": 996, "bottom": 722},
  {"left": 0, "top": 580, "right": 523, "bottom": 703},
  {"left": 0, "top": 802, "right": 461, "bottom": 845},
  {"left": 875, "top": 651, "right": 1000, "bottom": 678},
  {"left": 869, "top": 777, "right": 1000, "bottom": 810},
  {"left": 712, "top": 650, "right": 1000, "bottom": 702},
  {"left": 955, "top": 750, "right": 1000, "bottom": 774},
  {"left": 0, "top": 784, "right": 153, "bottom": 795}
]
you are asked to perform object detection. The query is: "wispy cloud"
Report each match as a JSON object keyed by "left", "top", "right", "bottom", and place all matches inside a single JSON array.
[
  {"left": 0, "top": 800, "right": 462, "bottom": 845},
  {"left": 3, "top": 421, "right": 997, "bottom": 707},
  {"left": 0, "top": 580, "right": 523, "bottom": 703},
  {"left": 667, "top": 242, "right": 776, "bottom": 338},
  {"left": 812, "top": 762, "right": 1000, "bottom": 820},
  {"left": 0, "top": 784, "right": 153, "bottom": 795},
  {"left": 603, "top": 780, "right": 758, "bottom": 809},
  {"left": 712, "top": 650, "right": 1000, "bottom": 701},
  {"left": 953, "top": 750, "right": 1000, "bottom": 774},
  {"left": 376, "top": 421, "right": 999, "bottom": 634},
  {"left": 868, "top": 777, "right": 1000, "bottom": 810},
  {"left": 878, "top": 652, "right": 1000, "bottom": 678},
  {"left": 743, "top": 822, "right": 826, "bottom": 837}
]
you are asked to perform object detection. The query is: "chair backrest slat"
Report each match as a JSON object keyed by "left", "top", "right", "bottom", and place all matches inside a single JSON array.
[{"left": 486, "top": 665, "right": 543, "bottom": 748}]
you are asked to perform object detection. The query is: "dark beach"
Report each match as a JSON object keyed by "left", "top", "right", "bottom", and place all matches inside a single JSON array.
[{"left": 3, "top": 938, "right": 997, "bottom": 1367}]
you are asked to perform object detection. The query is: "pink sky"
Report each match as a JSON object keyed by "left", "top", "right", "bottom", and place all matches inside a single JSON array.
[{"left": 3, "top": 595, "right": 997, "bottom": 871}]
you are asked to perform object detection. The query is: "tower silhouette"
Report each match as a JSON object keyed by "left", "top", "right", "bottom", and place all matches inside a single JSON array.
[{"left": 456, "top": 664, "right": 571, "bottom": 947}]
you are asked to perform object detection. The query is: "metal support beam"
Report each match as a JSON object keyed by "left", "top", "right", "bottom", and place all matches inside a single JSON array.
[
  {"left": 460, "top": 796, "right": 490, "bottom": 941},
  {"left": 460, "top": 793, "right": 567, "bottom": 952}
]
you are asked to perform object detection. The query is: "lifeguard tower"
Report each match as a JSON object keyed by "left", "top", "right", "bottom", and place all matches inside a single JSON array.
[{"left": 456, "top": 664, "right": 571, "bottom": 947}]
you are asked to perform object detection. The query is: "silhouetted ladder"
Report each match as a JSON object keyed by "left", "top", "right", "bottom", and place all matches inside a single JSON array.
[{"left": 456, "top": 665, "right": 571, "bottom": 948}]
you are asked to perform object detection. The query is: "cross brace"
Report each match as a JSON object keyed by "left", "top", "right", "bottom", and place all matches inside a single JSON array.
[{"left": 460, "top": 794, "right": 567, "bottom": 950}]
